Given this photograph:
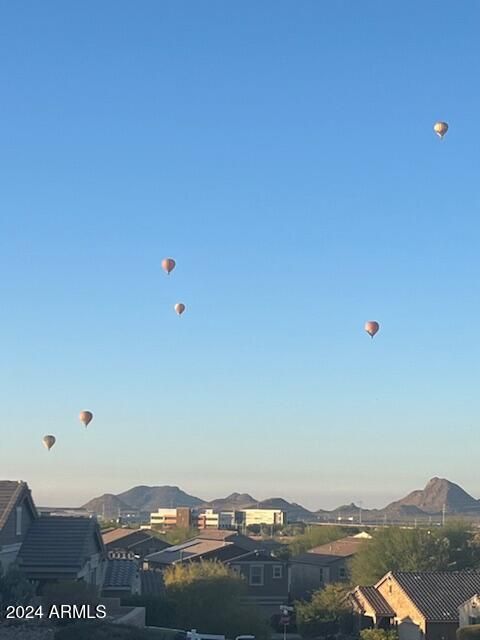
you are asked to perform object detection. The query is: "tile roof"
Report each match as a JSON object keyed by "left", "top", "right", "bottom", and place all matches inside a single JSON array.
[
  {"left": 291, "top": 552, "right": 345, "bottom": 566},
  {"left": 353, "top": 586, "right": 395, "bottom": 617},
  {"left": 140, "top": 569, "right": 165, "bottom": 596},
  {"left": 144, "top": 539, "right": 252, "bottom": 566},
  {"left": 103, "top": 528, "right": 151, "bottom": 546},
  {"left": 104, "top": 559, "right": 138, "bottom": 588},
  {"left": 0, "top": 480, "right": 37, "bottom": 530},
  {"left": 309, "top": 536, "right": 367, "bottom": 557},
  {"left": 18, "top": 515, "right": 104, "bottom": 570},
  {"left": 196, "top": 530, "right": 258, "bottom": 550},
  {"left": 226, "top": 549, "right": 284, "bottom": 564},
  {"left": 383, "top": 571, "right": 480, "bottom": 622}
]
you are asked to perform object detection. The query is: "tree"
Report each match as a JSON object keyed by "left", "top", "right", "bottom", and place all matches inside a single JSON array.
[
  {"left": 164, "top": 561, "right": 270, "bottom": 639},
  {"left": 438, "top": 520, "right": 480, "bottom": 570},
  {"left": 350, "top": 522, "right": 480, "bottom": 586},
  {"left": 296, "top": 583, "right": 351, "bottom": 638},
  {"left": 289, "top": 526, "right": 351, "bottom": 557},
  {"left": 151, "top": 528, "right": 199, "bottom": 546}
]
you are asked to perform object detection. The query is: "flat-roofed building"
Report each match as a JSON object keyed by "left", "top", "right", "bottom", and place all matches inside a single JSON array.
[
  {"left": 150, "top": 508, "right": 178, "bottom": 529},
  {"left": 240, "top": 508, "right": 286, "bottom": 527},
  {"left": 197, "top": 509, "right": 235, "bottom": 530}
]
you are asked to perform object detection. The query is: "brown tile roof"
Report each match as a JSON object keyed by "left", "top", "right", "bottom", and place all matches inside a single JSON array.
[
  {"left": 353, "top": 586, "right": 395, "bottom": 617},
  {"left": 102, "top": 528, "right": 151, "bottom": 546},
  {"left": 309, "top": 536, "right": 367, "bottom": 557},
  {"left": 196, "top": 530, "right": 263, "bottom": 551},
  {"left": 381, "top": 571, "right": 480, "bottom": 623}
]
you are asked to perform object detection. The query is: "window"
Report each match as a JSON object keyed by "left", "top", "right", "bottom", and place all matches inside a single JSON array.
[
  {"left": 273, "top": 565, "right": 283, "bottom": 579},
  {"left": 339, "top": 567, "right": 347, "bottom": 579},
  {"left": 15, "top": 506, "right": 22, "bottom": 536},
  {"left": 318, "top": 567, "right": 324, "bottom": 581},
  {"left": 249, "top": 565, "right": 264, "bottom": 586}
]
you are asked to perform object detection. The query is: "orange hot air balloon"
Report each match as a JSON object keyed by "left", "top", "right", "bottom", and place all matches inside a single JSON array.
[
  {"left": 174, "top": 303, "right": 186, "bottom": 316},
  {"left": 43, "top": 435, "right": 56, "bottom": 451},
  {"left": 162, "top": 258, "right": 176, "bottom": 275},
  {"left": 79, "top": 410, "right": 93, "bottom": 428},
  {"left": 433, "top": 121, "right": 448, "bottom": 138},
  {"left": 364, "top": 321, "right": 380, "bottom": 338}
]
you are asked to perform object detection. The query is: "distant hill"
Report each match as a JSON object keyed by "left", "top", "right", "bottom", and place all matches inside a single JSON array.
[
  {"left": 81, "top": 477, "right": 480, "bottom": 523},
  {"left": 251, "top": 497, "right": 315, "bottom": 522},
  {"left": 116, "top": 485, "right": 203, "bottom": 512},
  {"left": 82, "top": 485, "right": 203, "bottom": 517},
  {"left": 204, "top": 493, "right": 258, "bottom": 511},
  {"left": 82, "top": 493, "right": 133, "bottom": 519},
  {"left": 385, "top": 477, "right": 480, "bottom": 515}
]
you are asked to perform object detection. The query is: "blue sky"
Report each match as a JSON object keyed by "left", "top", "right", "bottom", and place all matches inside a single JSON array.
[{"left": 1, "top": 1, "right": 480, "bottom": 510}]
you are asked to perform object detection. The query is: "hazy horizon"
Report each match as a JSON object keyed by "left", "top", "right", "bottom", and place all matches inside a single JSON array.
[
  {"left": 19, "top": 473, "right": 480, "bottom": 513},
  {"left": 2, "top": 2, "right": 480, "bottom": 507}
]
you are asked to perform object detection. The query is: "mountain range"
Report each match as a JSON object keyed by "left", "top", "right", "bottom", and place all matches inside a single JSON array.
[{"left": 82, "top": 477, "right": 480, "bottom": 522}]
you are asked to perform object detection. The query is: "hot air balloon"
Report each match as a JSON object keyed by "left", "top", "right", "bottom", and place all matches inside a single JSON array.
[
  {"left": 174, "top": 303, "right": 186, "bottom": 316},
  {"left": 162, "top": 258, "right": 176, "bottom": 275},
  {"left": 433, "top": 121, "right": 448, "bottom": 138},
  {"left": 43, "top": 435, "right": 56, "bottom": 451},
  {"left": 79, "top": 410, "right": 93, "bottom": 428},
  {"left": 364, "top": 321, "right": 380, "bottom": 338}
]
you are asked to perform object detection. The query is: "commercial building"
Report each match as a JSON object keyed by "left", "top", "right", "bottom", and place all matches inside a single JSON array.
[{"left": 239, "top": 508, "right": 286, "bottom": 527}]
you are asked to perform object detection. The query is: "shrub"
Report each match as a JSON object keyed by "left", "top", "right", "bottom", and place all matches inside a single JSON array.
[
  {"left": 121, "top": 594, "right": 177, "bottom": 627},
  {"left": 360, "top": 629, "right": 399, "bottom": 640},
  {"left": 54, "top": 621, "right": 154, "bottom": 639},
  {"left": 43, "top": 581, "right": 99, "bottom": 627},
  {"left": 0, "top": 564, "right": 35, "bottom": 611}
]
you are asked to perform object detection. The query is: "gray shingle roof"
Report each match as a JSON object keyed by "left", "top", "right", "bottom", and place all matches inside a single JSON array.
[
  {"left": 104, "top": 559, "right": 138, "bottom": 588},
  {"left": 18, "top": 515, "right": 104, "bottom": 569},
  {"left": 355, "top": 586, "right": 395, "bottom": 617},
  {"left": 0, "top": 480, "right": 37, "bottom": 530},
  {"left": 386, "top": 571, "right": 480, "bottom": 622},
  {"left": 140, "top": 569, "right": 165, "bottom": 596},
  {"left": 291, "top": 552, "right": 344, "bottom": 566}
]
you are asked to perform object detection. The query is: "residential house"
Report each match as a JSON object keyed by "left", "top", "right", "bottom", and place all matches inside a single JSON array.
[
  {"left": 17, "top": 515, "right": 107, "bottom": 593},
  {"left": 459, "top": 594, "right": 480, "bottom": 628},
  {"left": 349, "top": 585, "right": 396, "bottom": 629},
  {"left": 290, "top": 534, "right": 370, "bottom": 599},
  {"left": 0, "top": 480, "right": 38, "bottom": 570},
  {"left": 349, "top": 571, "right": 480, "bottom": 640},
  {"left": 143, "top": 529, "right": 288, "bottom": 618},
  {"left": 225, "top": 549, "right": 289, "bottom": 617},
  {"left": 102, "top": 528, "right": 170, "bottom": 560},
  {"left": 144, "top": 537, "right": 251, "bottom": 570}
]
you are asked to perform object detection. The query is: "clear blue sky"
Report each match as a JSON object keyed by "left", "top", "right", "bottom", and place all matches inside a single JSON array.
[{"left": 1, "top": 1, "right": 480, "bottom": 510}]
